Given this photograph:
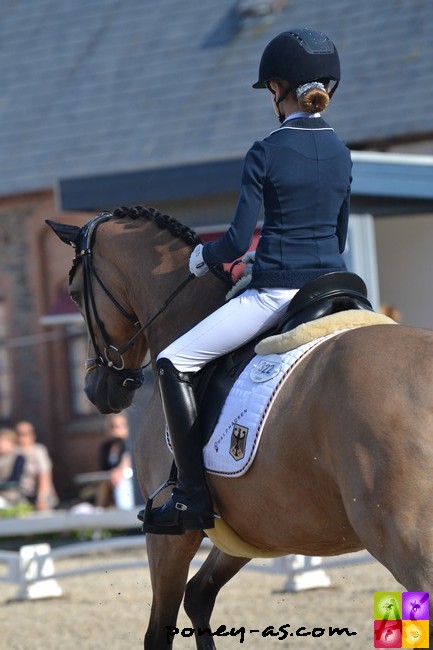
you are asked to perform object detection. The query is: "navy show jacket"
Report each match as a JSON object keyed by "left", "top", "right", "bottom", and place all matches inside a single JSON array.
[{"left": 202, "top": 116, "right": 352, "bottom": 289}]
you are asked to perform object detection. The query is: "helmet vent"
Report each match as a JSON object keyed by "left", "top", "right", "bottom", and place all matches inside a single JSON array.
[{"left": 288, "top": 29, "right": 335, "bottom": 55}]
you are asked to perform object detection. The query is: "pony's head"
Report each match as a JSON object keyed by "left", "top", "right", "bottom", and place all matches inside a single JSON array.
[
  {"left": 47, "top": 205, "right": 228, "bottom": 414},
  {"left": 47, "top": 208, "right": 164, "bottom": 413}
]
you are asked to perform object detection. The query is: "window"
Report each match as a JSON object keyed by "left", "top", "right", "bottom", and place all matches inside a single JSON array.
[{"left": 67, "top": 327, "right": 95, "bottom": 415}]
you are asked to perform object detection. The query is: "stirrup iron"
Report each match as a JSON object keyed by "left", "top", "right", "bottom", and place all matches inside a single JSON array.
[{"left": 137, "top": 475, "right": 184, "bottom": 535}]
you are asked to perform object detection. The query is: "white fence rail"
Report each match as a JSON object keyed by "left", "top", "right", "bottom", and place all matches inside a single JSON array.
[
  {"left": 0, "top": 508, "right": 144, "bottom": 599},
  {"left": 0, "top": 509, "right": 374, "bottom": 600}
]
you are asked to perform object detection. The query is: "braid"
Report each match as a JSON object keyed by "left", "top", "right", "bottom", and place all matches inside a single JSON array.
[{"left": 112, "top": 206, "right": 201, "bottom": 246}]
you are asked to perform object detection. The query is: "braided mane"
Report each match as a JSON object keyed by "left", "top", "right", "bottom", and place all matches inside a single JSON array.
[{"left": 113, "top": 205, "right": 201, "bottom": 247}]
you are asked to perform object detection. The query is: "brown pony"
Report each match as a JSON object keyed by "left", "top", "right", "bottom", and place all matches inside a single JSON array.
[{"left": 48, "top": 206, "right": 433, "bottom": 649}]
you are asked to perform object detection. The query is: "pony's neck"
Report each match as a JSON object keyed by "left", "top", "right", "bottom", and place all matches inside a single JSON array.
[
  {"left": 112, "top": 210, "right": 229, "bottom": 368},
  {"left": 146, "top": 270, "right": 227, "bottom": 363}
]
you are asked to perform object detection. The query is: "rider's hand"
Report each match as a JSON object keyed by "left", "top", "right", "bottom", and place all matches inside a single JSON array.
[
  {"left": 189, "top": 244, "right": 209, "bottom": 277},
  {"left": 242, "top": 250, "right": 256, "bottom": 266}
]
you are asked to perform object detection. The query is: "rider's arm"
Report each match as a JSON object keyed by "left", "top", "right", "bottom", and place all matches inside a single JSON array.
[
  {"left": 336, "top": 181, "right": 351, "bottom": 254},
  {"left": 202, "top": 142, "right": 265, "bottom": 266}
]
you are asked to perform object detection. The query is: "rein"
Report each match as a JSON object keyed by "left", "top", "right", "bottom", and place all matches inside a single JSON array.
[
  {"left": 86, "top": 272, "right": 195, "bottom": 369},
  {"left": 75, "top": 213, "right": 195, "bottom": 390}
]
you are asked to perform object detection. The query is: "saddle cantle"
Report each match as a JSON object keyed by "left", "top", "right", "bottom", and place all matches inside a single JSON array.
[
  {"left": 279, "top": 271, "right": 372, "bottom": 333},
  {"left": 196, "top": 271, "right": 372, "bottom": 443}
]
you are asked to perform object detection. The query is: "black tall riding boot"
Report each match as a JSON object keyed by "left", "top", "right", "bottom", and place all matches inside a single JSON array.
[{"left": 141, "top": 358, "right": 215, "bottom": 535}]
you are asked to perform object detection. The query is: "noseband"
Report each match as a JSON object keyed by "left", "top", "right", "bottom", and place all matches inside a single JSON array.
[{"left": 72, "top": 212, "right": 194, "bottom": 391}]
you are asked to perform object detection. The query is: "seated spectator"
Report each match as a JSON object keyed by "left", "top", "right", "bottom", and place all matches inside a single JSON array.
[
  {"left": 97, "top": 413, "right": 134, "bottom": 510},
  {"left": 14, "top": 420, "right": 58, "bottom": 511},
  {"left": 0, "top": 428, "right": 25, "bottom": 506}
]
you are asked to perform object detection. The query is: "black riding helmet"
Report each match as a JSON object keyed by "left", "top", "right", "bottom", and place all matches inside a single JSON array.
[{"left": 253, "top": 28, "right": 340, "bottom": 97}]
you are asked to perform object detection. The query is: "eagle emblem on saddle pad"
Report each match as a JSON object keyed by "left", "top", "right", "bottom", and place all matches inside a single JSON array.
[{"left": 229, "top": 424, "right": 249, "bottom": 461}]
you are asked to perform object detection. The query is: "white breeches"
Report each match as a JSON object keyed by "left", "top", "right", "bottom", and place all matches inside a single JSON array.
[{"left": 158, "top": 287, "right": 298, "bottom": 374}]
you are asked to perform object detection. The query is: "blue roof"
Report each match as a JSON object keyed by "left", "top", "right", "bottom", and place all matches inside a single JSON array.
[{"left": 1, "top": 0, "right": 432, "bottom": 197}]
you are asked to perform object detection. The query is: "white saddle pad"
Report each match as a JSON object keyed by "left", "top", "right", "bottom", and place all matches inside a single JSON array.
[{"left": 202, "top": 332, "right": 339, "bottom": 477}]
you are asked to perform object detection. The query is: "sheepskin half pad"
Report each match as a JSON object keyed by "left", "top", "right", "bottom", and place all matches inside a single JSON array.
[{"left": 255, "top": 309, "right": 397, "bottom": 356}]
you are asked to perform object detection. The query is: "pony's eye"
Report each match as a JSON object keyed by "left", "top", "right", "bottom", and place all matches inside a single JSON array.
[{"left": 69, "top": 290, "right": 81, "bottom": 307}]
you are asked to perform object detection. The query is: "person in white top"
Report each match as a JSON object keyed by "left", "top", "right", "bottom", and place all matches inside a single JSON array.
[{"left": 15, "top": 420, "right": 58, "bottom": 511}]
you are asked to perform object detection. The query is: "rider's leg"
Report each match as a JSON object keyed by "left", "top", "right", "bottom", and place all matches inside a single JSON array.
[
  {"left": 143, "top": 287, "right": 297, "bottom": 535},
  {"left": 161, "top": 287, "right": 298, "bottom": 373},
  {"left": 142, "top": 357, "right": 214, "bottom": 534}
]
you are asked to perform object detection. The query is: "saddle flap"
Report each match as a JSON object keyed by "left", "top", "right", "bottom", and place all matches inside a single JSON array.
[{"left": 194, "top": 338, "right": 259, "bottom": 445}]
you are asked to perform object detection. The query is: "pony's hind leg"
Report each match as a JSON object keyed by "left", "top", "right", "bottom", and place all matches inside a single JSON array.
[
  {"left": 184, "top": 546, "right": 250, "bottom": 650},
  {"left": 145, "top": 531, "right": 203, "bottom": 649}
]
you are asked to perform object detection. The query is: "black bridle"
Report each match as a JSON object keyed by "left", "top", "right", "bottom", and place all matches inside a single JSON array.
[{"left": 72, "top": 212, "right": 195, "bottom": 391}]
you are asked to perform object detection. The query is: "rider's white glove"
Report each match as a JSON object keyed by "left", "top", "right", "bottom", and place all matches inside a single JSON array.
[
  {"left": 189, "top": 244, "right": 209, "bottom": 277},
  {"left": 242, "top": 250, "right": 256, "bottom": 266}
]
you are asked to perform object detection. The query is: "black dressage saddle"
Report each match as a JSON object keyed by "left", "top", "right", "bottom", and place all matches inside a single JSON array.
[
  {"left": 196, "top": 271, "right": 373, "bottom": 443},
  {"left": 279, "top": 271, "right": 372, "bottom": 333}
]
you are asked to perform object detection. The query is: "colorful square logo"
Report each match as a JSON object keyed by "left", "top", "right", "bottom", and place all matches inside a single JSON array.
[
  {"left": 402, "top": 593, "right": 429, "bottom": 621},
  {"left": 374, "top": 592, "right": 402, "bottom": 621},
  {"left": 402, "top": 620, "right": 429, "bottom": 648},
  {"left": 374, "top": 592, "right": 429, "bottom": 648},
  {"left": 374, "top": 620, "right": 402, "bottom": 648}
]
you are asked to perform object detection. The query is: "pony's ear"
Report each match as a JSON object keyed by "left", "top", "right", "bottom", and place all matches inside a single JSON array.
[{"left": 46, "top": 220, "right": 81, "bottom": 247}]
